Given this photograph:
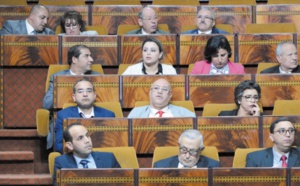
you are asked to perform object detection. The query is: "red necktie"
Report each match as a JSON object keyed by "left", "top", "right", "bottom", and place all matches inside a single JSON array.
[
  {"left": 156, "top": 110, "right": 164, "bottom": 117},
  {"left": 281, "top": 155, "right": 287, "bottom": 168}
]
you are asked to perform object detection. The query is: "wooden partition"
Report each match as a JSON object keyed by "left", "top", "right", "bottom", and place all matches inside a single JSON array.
[
  {"left": 0, "top": 6, "right": 31, "bottom": 28},
  {"left": 188, "top": 74, "right": 251, "bottom": 108},
  {"left": 120, "top": 34, "right": 177, "bottom": 65},
  {"left": 53, "top": 75, "right": 119, "bottom": 109},
  {"left": 121, "top": 75, "right": 186, "bottom": 108}
]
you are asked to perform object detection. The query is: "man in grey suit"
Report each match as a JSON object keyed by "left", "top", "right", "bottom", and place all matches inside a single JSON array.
[
  {"left": 126, "top": 6, "right": 169, "bottom": 35},
  {"left": 246, "top": 117, "right": 300, "bottom": 167},
  {"left": 127, "top": 78, "right": 196, "bottom": 118},
  {"left": 182, "top": 7, "right": 228, "bottom": 35},
  {"left": 0, "top": 5, "right": 54, "bottom": 35}
]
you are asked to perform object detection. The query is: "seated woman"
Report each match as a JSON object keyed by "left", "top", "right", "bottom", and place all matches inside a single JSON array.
[
  {"left": 59, "top": 11, "right": 98, "bottom": 35},
  {"left": 219, "top": 80, "right": 263, "bottom": 116},
  {"left": 122, "top": 37, "right": 177, "bottom": 75},
  {"left": 190, "top": 35, "right": 245, "bottom": 74}
]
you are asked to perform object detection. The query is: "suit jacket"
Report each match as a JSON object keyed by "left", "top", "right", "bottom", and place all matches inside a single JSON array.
[
  {"left": 246, "top": 147, "right": 300, "bottom": 167},
  {"left": 190, "top": 60, "right": 245, "bottom": 74},
  {"left": 153, "top": 155, "right": 220, "bottom": 168},
  {"left": 54, "top": 106, "right": 115, "bottom": 153},
  {"left": 127, "top": 104, "right": 196, "bottom": 118},
  {"left": 218, "top": 109, "right": 264, "bottom": 116},
  {"left": 126, "top": 28, "right": 169, "bottom": 34},
  {"left": 53, "top": 151, "right": 120, "bottom": 185},
  {"left": 182, "top": 27, "right": 229, "bottom": 34},
  {"left": 261, "top": 65, "right": 300, "bottom": 74},
  {"left": 0, "top": 20, "right": 54, "bottom": 35}
]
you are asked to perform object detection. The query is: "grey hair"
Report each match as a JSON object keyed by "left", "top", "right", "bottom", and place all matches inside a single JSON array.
[
  {"left": 178, "top": 129, "right": 204, "bottom": 149},
  {"left": 197, "top": 7, "right": 215, "bottom": 20},
  {"left": 276, "top": 41, "right": 295, "bottom": 56},
  {"left": 138, "top": 6, "right": 155, "bottom": 19}
]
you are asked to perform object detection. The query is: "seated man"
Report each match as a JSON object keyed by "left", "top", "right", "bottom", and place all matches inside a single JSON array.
[
  {"left": 261, "top": 41, "right": 300, "bottom": 73},
  {"left": 0, "top": 5, "right": 54, "bottom": 35},
  {"left": 246, "top": 117, "right": 300, "bottom": 167},
  {"left": 126, "top": 6, "right": 169, "bottom": 35},
  {"left": 182, "top": 7, "right": 229, "bottom": 35},
  {"left": 127, "top": 78, "right": 196, "bottom": 118},
  {"left": 53, "top": 123, "right": 120, "bottom": 185},
  {"left": 54, "top": 78, "right": 115, "bottom": 153},
  {"left": 154, "top": 129, "right": 220, "bottom": 168}
]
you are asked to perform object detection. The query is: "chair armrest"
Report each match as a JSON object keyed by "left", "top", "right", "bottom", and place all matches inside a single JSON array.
[{"left": 36, "top": 109, "right": 50, "bottom": 137}]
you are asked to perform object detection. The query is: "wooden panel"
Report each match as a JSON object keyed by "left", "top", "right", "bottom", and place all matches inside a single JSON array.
[
  {"left": 122, "top": 75, "right": 185, "bottom": 108},
  {"left": 139, "top": 168, "right": 208, "bottom": 186},
  {"left": 1, "top": 35, "right": 59, "bottom": 66},
  {"left": 197, "top": 117, "right": 259, "bottom": 153},
  {"left": 58, "top": 169, "right": 135, "bottom": 186},
  {"left": 291, "top": 167, "right": 300, "bottom": 186},
  {"left": 256, "top": 74, "right": 300, "bottom": 107},
  {"left": 54, "top": 75, "right": 119, "bottom": 109},
  {"left": 238, "top": 33, "right": 293, "bottom": 65},
  {"left": 0, "top": 6, "right": 30, "bottom": 28},
  {"left": 132, "top": 118, "right": 194, "bottom": 154},
  {"left": 256, "top": 4, "right": 300, "bottom": 33},
  {"left": 180, "top": 34, "right": 235, "bottom": 65},
  {"left": 61, "top": 36, "right": 118, "bottom": 66},
  {"left": 208, "top": 5, "right": 253, "bottom": 34},
  {"left": 120, "top": 35, "right": 176, "bottom": 65},
  {"left": 189, "top": 75, "right": 251, "bottom": 108},
  {"left": 213, "top": 168, "right": 287, "bottom": 186},
  {"left": 92, "top": 5, "right": 142, "bottom": 35}
]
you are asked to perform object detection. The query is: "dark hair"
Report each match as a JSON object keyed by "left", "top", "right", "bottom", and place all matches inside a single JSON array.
[
  {"left": 63, "top": 123, "right": 82, "bottom": 143},
  {"left": 67, "top": 45, "right": 89, "bottom": 65},
  {"left": 234, "top": 80, "right": 261, "bottom": 106},
  {"left": 60, "top": 11, "right": 86, "bottom": 33},
  {"left": 73, "top": 78, "right": 95, "bottom": 94},
  {"left": 142, "top": 37, "right": 164, "bottom": 60},
  {"left": 270, "top": 117, "right": 293, "bottom": 133},
  {"left": 204, "top": 35, "right": 232, "bottom": 62}
]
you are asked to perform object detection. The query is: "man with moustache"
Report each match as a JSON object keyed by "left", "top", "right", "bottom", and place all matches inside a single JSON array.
[
  {"left": 0, "top": 5, "right": 54, "bottom": 35},
  {"left": 261, "top": 42, "right": 300, "bottom": 73},
  {"left": 182, "top": 7, "right": 228, "bottom": 35},
  {"left": 54, "top": 78, "right": 115, "bottom": 153},
  {"left": 246, "top": 117, "right": 300, "bottom": 167},
  {"left": 53, "top": 123, "right": 120, "bottom": 185}
]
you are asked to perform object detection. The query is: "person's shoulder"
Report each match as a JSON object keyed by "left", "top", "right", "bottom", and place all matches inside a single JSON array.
[
  {"left": 261, "top": 65, "right": 280, "bottom": 74},
  {"left": 94, "top": 106, "right": 115, "bottom": 115},
  {"left": 4, "top": 19, "right": 22, "bottom": 25},
  {"left": 53, "top": 69, "right": 70, "bottom": 76},
  {"left": 92, "top": 151, "right": 115, "bottom": 158},
  {"left": 169, "top": 104, "right": 195, "bottom": 115},
  {"left": 154, "top": 155, "right": 177, "bottom": 167},
  {"left": 218, "top": 109, "right": 237, "bottom": 116},
  {"left": 200, "top": 155, "right": 220, "bottom": 167},
  {"left": 126, "top": 29, "right": 140, "bottom": 34},
  {"left": 212, "top": 27, "right": 229, "bottom": 34},
  {"left": 58, "top": 106, "right": 77, "bottom": 114},
  {"left": 44, "top": 27, "right": 55, "bottom": 35},
  {"left": 248, "top": 148, "right": 270, "bottom": 156},
  {"left": 181, "top": 29, "right": 197, "bottom": 34}
]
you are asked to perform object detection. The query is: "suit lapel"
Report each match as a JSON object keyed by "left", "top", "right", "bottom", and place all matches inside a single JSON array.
[
  {"left": 169, "top": 156, "right": 179, "bottom": 167},
  {"left": 70, "top": 107, "right": 81, "bottom": 117},
  {"left": 92, "top": 152, "right": 104, "bottom": 168},
  {"left": 288, "top": 148, "right": 300, "bottom": 167},
  {"left": 67, "top": 154, "right": 78, "bottom": 168},
  {"left": 196, "top": 156, "right": 207, "bottom": 167},
  {"left": 263, "top": 148, "right": 274, "bottom": 167},
  {"left": 20, "top": 20, "right": 28, "bottom": 34}
]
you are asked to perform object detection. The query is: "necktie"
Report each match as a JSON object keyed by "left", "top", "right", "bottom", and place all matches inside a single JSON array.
[
  {"left": 32, "top": 30, "right": 37, "bottom": 35},
  {"left": 156, "top": 110, "right": 164, "bottom": 117},
  {"left": 79, "top": 160, "right": 89, "bottom": 168},
  {"left": 281, "top": 155, "right": 287, "bottom": 168}
]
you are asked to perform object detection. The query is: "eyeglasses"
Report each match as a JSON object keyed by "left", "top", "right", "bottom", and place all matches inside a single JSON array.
[
  {"left": 65, "top": 23, "right": 78, "bottom": 29},
  {"left": 242, "top": 95, "right": 259, "bottom": 102},
  {"left": 141, "top": 16, "right": 158, "bottom": 21},
  {"left": 76, "top": 88, "right": 94, "bottom": 94},
  {"left": 179, "top": 147, "right": 200, "bottom": 156},
  {"left": 151, "top": 86, "right": 170, "bottom": 93},
  {"left": 275, "top": 128, "right": 295, "bottom": 135},
  {"left": 197, "top": 15, "right": 214, "bottom": 21}
]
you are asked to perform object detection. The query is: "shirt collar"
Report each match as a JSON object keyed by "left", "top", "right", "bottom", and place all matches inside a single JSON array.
[
  {"left": 78, "top": 107, "right": 95, "bottom": 118},
  {"left": 73, "top": 153, "right": 93, "bottom": 167},
  {"left": 178, "top": 162, "right": 197, "bottom": 168},
  {"left": 70, "top": 69, "right": 84, "bottom": 75},
  {"left": 279, "top": 66, "right": 292, "bottom": 74},
  {"left": 198, "top": 29, "right": 212, "bottom": 34},
  {"left": 141, "top": 28, "right": 156, "bottom": 35},
  {"left": 142, "top": 63, "right": 163, "bottom": 74},
  {"left": 25, "top": 19, "right": 35, "bottom": 35},
  {"left": 272, "top": 147, "right": 290, "bottom": 164},
  {"left": 150, "top": 105, "right": 169, "bottom": 116}
]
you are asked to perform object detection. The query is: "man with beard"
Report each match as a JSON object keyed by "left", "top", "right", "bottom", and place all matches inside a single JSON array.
[
  {"left": 246, "top": 117, "right": 300, "bottom": 167},
  {"left": 182, "top": 7, "right": 228, "bottom": 34},
  {"left": 54, "top": 79, "right": 115, "bottom": 153},
  {"left": 0, "top": 5, "right": 54, "bottom": 35},
  {"left": 53, "top": 123, "right": 120, "bottom": 185},
  {"left": 154, "top": 129, "right": 220, "bottom": 168}
]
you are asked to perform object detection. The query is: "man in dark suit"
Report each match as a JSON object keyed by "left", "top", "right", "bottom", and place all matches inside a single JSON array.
[
  {"left": 0, "top": 5, "right": 54, "bottom": 35},
  {"left": 154, "top": 129, "right": 220, "bottom": 168},
  {"left": 126, "top": 6, "right": 169, "bottom": 35},
  {"left": 246, "top": 117, "right": 300, "bottom": 167},
  {"left": 53, "top": 123, "right": 120, "bottom": 185},
  {"left": 54, "top": 78, "right": 115, "bottom": 153},
  {"left": 261, "top": 42, "right": 300, "bottom": 74},
  {"left": 182, "top": 7, "right": 229, "bottom": 35}
]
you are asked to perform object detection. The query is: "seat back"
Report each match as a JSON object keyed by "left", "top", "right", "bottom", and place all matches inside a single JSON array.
[
  {"left": 273, "top": 100, "right": 300, "bottom": 116},
  {"left": 39, "top": 0, "right": 86, "bottom": 5},
  {"left": 49, "top": 152, "right": 61, "bottom": 176},
  {"left": 257, "top": 63, "right": 279, "bottom": 74},
  {"left": 45, "top": 64, "right": 104, "bottom": 92},
  {"left": 245, "top": 23, "right": 296, "bottom": 34},
  {"left": 118, "top": 64, "right": 131, "bottom": 75},
  {"left": 117, "top": 24, "right": 169, "bottom": 34},
  {"left": 268, "top": 0, "right": 300, "bottom": 4},
  {"left": 56, "top": 25, "right": 108, "bottom": 35},
  {"left": 181, "top": 24, "right": 233, "bottom": 34},
  {"left": 187, "top": 64, "right": 194, "bottom": 74},
  {"left": 63, "top": 102, "right": 123, "bottom": 118},
  {"left": 135, "top": 100, "right": 195, "bottom": 113},
  {"left": 152, "top": 0, "right": 199, "bottom": 5},
  {"left": 232, "top": 148, "right": 264, "bottom": 167},
  {"left": 152, "top": 146, "right": 219, "bottom": 167},
  {"left": 209, "top": 0, "right": 256, "bottom": 5},
  {"left": 36, "top": 109, "right": 50, "bottom": 137},
  {"left": 93, "top": 147, "right": 139, "bottom": 168},
  {"left": 93, "top": 0, "right": 141, "bottom": 5},
  {"left": 0, "top": 0, "right": 27, "bottom": 5}
]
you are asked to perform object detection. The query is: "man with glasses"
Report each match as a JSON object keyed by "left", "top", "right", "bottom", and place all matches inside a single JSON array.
[
  {"left": 54, "top": 78, "right": 115, "bottom": 153},
  {"left": 127, "top": 78, "right": 196, "bottom": 118},
  {"left": 126, "top": 6, "right": 169, "bottom": 35},
  {"left": 246, "top": 117, "right": 300, "bottom": 167},
  {"left": 154, "top": 129, "right": 220, "bottom": 168},
  {"left": 182, "top": 7, "right": 228, "bottom": 35}
]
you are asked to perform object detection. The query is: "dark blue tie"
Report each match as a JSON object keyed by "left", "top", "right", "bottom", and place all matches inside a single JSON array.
[{"left": 79, "top": 160, "right": 89, "bottom": 168}]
